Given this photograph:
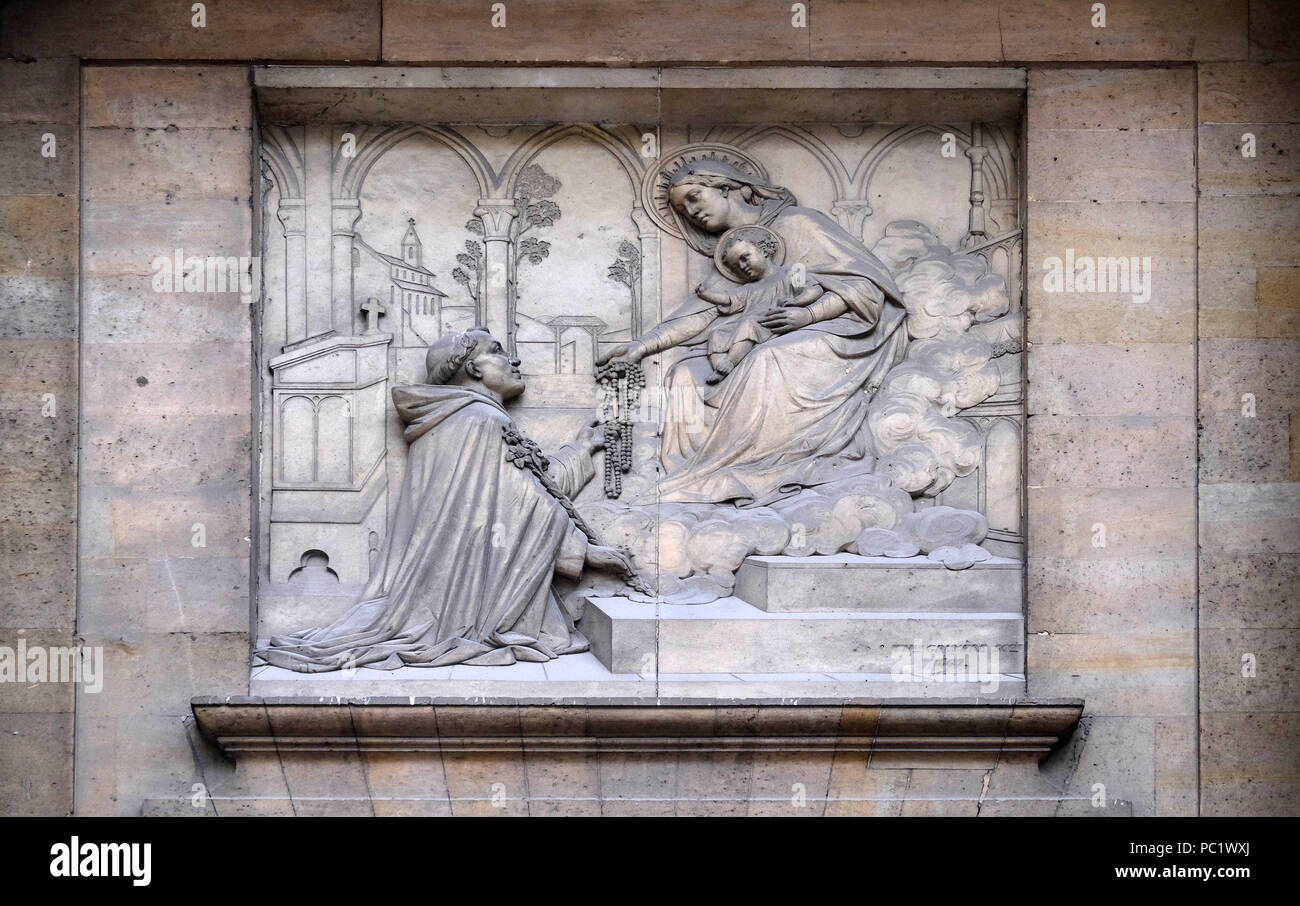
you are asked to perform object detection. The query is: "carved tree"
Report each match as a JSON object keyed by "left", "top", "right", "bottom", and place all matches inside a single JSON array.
[
  {"left": 451, "top": 219, "right": 484, "bottom": 322},
  {"left": 606, "top": 239, "right": 643, "bottom": 339},
  {"left": 509, "top": 163, "right": 562, "bottom": 319}
]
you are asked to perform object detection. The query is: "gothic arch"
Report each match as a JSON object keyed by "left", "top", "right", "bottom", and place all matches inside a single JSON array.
[
  {"left": 499, "top": 124, "right": 645, "bottom": 200},
  {"left": 729, "top": 124, "right": 852, "bottom": 199},
  {"left": 337, "top": 124, "right": 496, "bottom": 200}
]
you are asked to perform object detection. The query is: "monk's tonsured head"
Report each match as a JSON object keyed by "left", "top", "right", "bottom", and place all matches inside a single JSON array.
[{"left": 426, "top": 328, "right": 525, "bottom": 402}]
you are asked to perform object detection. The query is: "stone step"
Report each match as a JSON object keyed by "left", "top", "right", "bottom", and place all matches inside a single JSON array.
[
  {"left": 580, "top": 596, "right": 1024, "bottom": 677},
  {"left": 734, "top": 554, "right": 1022, "bottom": 613}
]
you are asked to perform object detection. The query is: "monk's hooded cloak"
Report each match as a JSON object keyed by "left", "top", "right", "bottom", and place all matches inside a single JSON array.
[{"left": 260, "top": 384, "right": 592, "bottom": 671}]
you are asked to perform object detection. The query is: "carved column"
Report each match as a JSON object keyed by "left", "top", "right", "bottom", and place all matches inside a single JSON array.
[
  {"left": 331, "top": 198, "right": 362, "bottom": 335},
  {"left": 473, "top": 198, "right": 520, "bottom": 351},
  {"left": 962, "top": 123, "right": 990, "bottom": 250},
  {"left": 277, "top": 198, "right": 307, "bottom": 345},
  {"left": 630, "top": 206, "right": 660, "bottom": 337},
  {"left": 831, "top": 199, "right": 874, "bottom": 243}
]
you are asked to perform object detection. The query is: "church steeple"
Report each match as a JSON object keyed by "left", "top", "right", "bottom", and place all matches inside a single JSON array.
[{"left": 401, "top": 218, "right": 422, "bottom": 268}]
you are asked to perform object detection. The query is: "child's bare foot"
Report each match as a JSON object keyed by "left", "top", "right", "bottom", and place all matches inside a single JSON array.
[{"left": 705, "top": 370, "right": 726, "bottom": 385}]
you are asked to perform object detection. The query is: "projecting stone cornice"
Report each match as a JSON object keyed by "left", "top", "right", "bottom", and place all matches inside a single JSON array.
[{"left": 192, "top": 696, "right": 1083, "bottom": 761}]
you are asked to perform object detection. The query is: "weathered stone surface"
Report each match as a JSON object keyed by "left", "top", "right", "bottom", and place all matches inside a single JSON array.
[
  {"left": 1249, "top": 0, "right": 1300, "bottom": 62},
  {"left": 1028, "top": 68, "right": 1194, "bottom": 131},
  {"left": 82, "top": 127, "right": 253, "bottom": 203},
  {"left": 1, "top": 0, "right": 380, "bottom": 61},
  {"left": 1029, "top": 630, "right": 1196, "bottom": 717},
  {"left": 0, "top": 196, "right": 76, "bottom": 280},
  {"left": 0, "top": 58, "right": 79, "bottom": 124},
  {"left": 1199, "top": 412, "right": 1292, "bottom": 482},
  {"left": 383, "top": 0, "right": 810, "bottom": 64},
  {"left": 1029, "top": 130, "right": 1194, "bottom": 203},
  {"left": 1028, "top": 415, "right": 1195, "bottom": 487},
  {"left": 84, "top": 66, "right": 254, "bottom": 129},
  {"left": 1199, "top": 338, "right": 1300, "bottom": 418},
  {"left": 1199, "top": 482, "right": 1300, "bottom": 554},
  {"left": 1198, "top": 124, "right": 1300, "bottom": 196},
  {"left": 1200, "top": 551, "right": 1300, "bottom": 629},
  {"left": 1028, "top": 557, "right": 1196, "bottom": 634},
  {"left": 1027, "top": 345, "right": 1195, "bottom": 416},
  {"left": 1199, "top": 63, "right": 1300, "bottom": 123},
  {"left": 1000, "top": 1, "right": 1247, "bottom": 63},
  {"left": 1200, "top": 627, "right": 1300, "bottom": 712},
  {"left": 1201, "top": 712, "right": 1300, "bottom": 815},
  {"left": 0, "top": 711, "right": 73, "bottom": 816},
  {"left": 1027, "top": 487, "right": 1195, "bottom": 559},
  {"left": 0, "top": 127, "right": 77, "bottom": 196}
]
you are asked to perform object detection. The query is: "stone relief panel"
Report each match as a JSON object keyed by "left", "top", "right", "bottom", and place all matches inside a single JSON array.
[{"left": 253, "top": 118, "right": 1024, "bottom": 692}]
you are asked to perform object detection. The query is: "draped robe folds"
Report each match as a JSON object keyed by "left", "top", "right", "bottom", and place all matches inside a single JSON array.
[
  {"left": 259, "top": 384, "right": 593, "bottom": 672},
  {"left": 651, "top": 204, "right": 910, "bottom": 506}
]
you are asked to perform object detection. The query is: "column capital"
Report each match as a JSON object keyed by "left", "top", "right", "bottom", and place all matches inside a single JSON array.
[{"left": 473, "top": 198, "right": 520, "bottom": 239}]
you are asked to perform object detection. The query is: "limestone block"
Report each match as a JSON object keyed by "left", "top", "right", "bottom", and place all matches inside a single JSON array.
[
  {"left": 1200, "top": 551, "right": 1300, "bottom": 629},
  {"left": 83, "top": 66, "right": 253, "bottom": 129},
  {"left": 1199, "top": 63, "right": 1300, "bottom": 123},
  {"left": 83, "top": 276, "right": 252, "bottom": 344},
  {"left": 745, "top": 751, "right": 831, "bottom": 816},
  {"left": 1258, "top": 267, "right": 1300, "bottom": 338},
  {"left": 80, "top": 483, "right": 250, "bottom": 561},
  {"left": 1028, "top": 69, "right": 1194, "bottom": 131},
  {"left": 0, "top": 522, "right": 75, "bottom": 629},
  {"left": 583, "top": 597, "right": 1023, "bottom": 675},
  {"left": 1027, "top": 345, "right": 1195, "bottom": 416},
  {"left": 1027, "top": 487, "right": 1195, "bottom": 559},
  {"left": 82, "top": 127, "right": 253, "bottom": 203},
  {"left": 1000, "top": 0, "right": 1246, "bottom": 62},
  {"left": 1199, "top": 337, "right": 1300, "bottom": 414},
  {"left": 1154, "top": 716, "right": 1198, "bottom": 816},
  {"left": 81, "top": 412, "right": 250, "bottom": 492},
  {"left": 81, "top": 199, "right": 252, "bottom": 278},
  {"left": 0, "top": 196, "right": 76, "bottom": 280},
  {"left": 1201, "top": 482, "right": 1300, "bottom": 554},
  {"left": 0, "top": 276, "right": 78, "bottom": 339},
  {"left": 0, "top": 58, "right": 78, "bottom": 124},
  {"left": 1249, "top": 0, "right": 1300, "bottom": 62},
  {"left": 1029, "top": 629, "right": 1196, "bottom": 717},
  {"left": 382, "top": 0, "right": 810, "bottom": 64},
  {"left": 1053, "top": 715, "right": 1157, "bottom": 816},
  {"left": 733, "top": 554, "right": 1022, "bottom": 613},
  {"left": 1200, "top": 196, "right": 1300, "bottom": 273},
  {"left": 1028, "top": 129, "right": 1194, "bottom": 203},
  {"left": 1027, "top": 557, "right": 1196, "bottom": 634},
  {"left": 1026, "top": 201, "right": 1196, "bottom": 342},
  {"left": 0, "top": 628, "right": 77, "bottom": 712},
  {"left": 441, "top": 751, "right": 529, "bottom": 816},
  {"left": 898, "top": 767, "right": 986, "bottom": 816},
  {"left": 1199, "top": 627, "right": 1300, "bottom": 712},
  {"left": 1027, "top": 415, "right": 1196, "bottom": 487},
  {"left": 1198, "top": 124, "right": 1300, "bottom": 196},
  {"left": 596, "top": 752, "right": 676, "bottom": 816},
  {"left": 1198, "top": 412, "right": 1291, "bottom": 482},
  {"left": 0, "top": 711, "right": 73, "bottom": 816},
  {"left": 1201, "top": 712, "right": 1300, "bottom": 815},
  {"left": 0, "top": 127, "right": 77, "bottom": 196},
  {"left": 1, "top": 0, "right": 380, "bottom": 61},
  {"left": 81, "top": 341, "right": 251, "bottom": 418},
  {"left": 72, "top": 710, "right": 208, "bottom": 816}
]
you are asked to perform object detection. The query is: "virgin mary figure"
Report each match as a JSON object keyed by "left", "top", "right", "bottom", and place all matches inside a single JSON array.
[{"left": 601, "top": 155, "right": 909, "bottom": 506}]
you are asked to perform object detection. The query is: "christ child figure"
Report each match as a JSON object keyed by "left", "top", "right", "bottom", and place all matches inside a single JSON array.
[{"left": 694, "top": 225, "right": 823, "bottom": 384}]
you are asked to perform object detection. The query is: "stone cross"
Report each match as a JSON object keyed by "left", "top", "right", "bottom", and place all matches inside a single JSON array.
[{"left": 360, "top": 296, "right": 386, "bottom": 334}]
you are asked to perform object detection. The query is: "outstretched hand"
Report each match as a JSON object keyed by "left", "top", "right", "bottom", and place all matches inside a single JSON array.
[
  {"left": 585, "top": 544, "right": 634, "bottom": 574},
  {"left": 759, "top": 306, "right": 815, "bottom": 334},
  {"left": 595, "top": 343, "right": 632, "bottom": 366}
]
